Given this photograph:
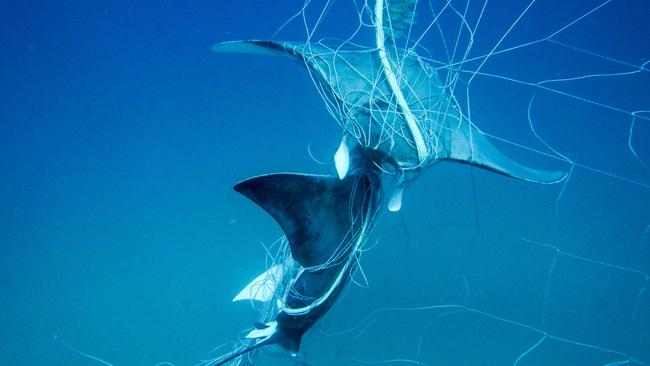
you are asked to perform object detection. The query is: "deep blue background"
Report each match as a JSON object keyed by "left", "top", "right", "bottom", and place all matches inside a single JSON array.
[{"left": 1, "top": 1, "right": 649, "bottom": 365}]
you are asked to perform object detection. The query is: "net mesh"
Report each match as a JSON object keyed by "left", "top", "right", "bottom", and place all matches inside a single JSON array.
[{"left": 244, "top": 0, "right": 650, "bottom": 365}]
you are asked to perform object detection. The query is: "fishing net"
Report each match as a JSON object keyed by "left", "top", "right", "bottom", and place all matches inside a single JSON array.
[{"left": 230, "top": 0, "right": 649, "bottom": 365}]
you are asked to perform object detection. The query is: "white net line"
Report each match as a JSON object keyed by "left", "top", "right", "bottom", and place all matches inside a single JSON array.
[
  {"left": 281, "top": 0, "right": 649, "bottom": 172},
  {"left": 253, "top": 0, "right": 650, "bottom": 365}
]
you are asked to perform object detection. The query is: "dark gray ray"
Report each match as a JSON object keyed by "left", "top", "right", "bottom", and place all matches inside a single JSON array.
[
  {"left": 213, "top": 171, "right": 379, "bottom": 366},
  {"left": 213, "top": 40, "right": 566, "bottom": 184}
]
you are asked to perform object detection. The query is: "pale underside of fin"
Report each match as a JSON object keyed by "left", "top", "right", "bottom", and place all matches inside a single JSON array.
[
  {"left": 245, "top": 321, "right": 278, "bottom": 340},
  {"left": 334, "top": 138, "right": 350, "bottom": 179},
  {"left": 233, "top": 265, "right": 284, "bottom": 303}
]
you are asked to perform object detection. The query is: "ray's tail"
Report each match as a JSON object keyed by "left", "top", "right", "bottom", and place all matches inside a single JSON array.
[{"left": 211, "top": 330, "right": 278, "bottom": 366}]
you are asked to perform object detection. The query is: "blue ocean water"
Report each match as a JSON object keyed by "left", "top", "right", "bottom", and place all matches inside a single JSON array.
[{"left": 1, "top": 1, "right": 648, "bottom": 365}]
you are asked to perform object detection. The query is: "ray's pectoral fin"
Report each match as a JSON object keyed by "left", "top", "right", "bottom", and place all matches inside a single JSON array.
[
  {"left": 212, "top": 40, "right": 305, "bottom": 65},
  {"left": 446, "top": 125, "right": 567, "bottom": 184},
  {"left": 234, "top": 173, "right": 362, "bottom": 268},
  {"left": 233, "top": 264, "right": 284, "bottom": 303}
]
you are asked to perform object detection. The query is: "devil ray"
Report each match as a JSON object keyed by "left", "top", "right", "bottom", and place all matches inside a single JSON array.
[{"left": 211, "top": 147, "right": 384, "bottom": 366}]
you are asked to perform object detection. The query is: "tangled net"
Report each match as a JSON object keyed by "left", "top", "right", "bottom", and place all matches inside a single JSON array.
[{"left": 222, "top": 0, "right": 649, "bottom": 365}]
